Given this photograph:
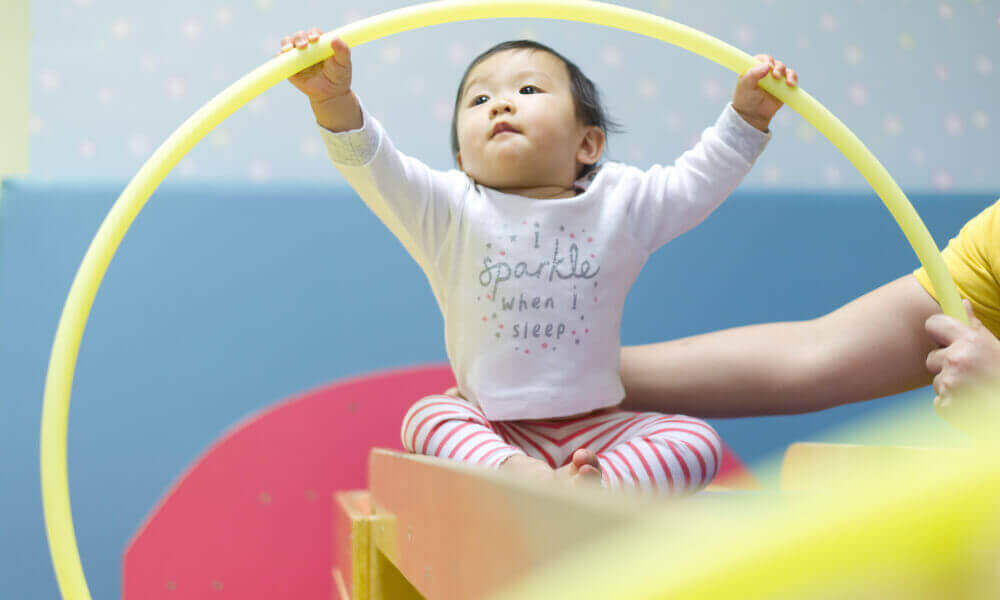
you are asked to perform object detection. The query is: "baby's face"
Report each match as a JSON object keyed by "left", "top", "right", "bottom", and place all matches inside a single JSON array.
[{"left": 455, "top": 49, "right": 596, "bottom": 192}]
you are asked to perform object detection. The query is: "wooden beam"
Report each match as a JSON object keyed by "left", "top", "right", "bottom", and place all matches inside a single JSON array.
[
  {"left": 333, "top": 491, "right": 374, "bottom": 600},
  {"left": 367, "top": 449, "right": 654, "bottom": 600},
  {"left": 334, "top": 490, "right": 424, "bottom": 600}
]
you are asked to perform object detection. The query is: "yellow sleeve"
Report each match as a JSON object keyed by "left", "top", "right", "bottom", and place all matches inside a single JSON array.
[{"left": 914, "top": 199, "right": 1000, "bottom": 339}]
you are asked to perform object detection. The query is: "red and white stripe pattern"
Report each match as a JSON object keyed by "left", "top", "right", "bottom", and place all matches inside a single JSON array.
[
  {"left": 400, "top": 396, "right": 526, "bottom": 469},
  {"left": 401, "top": 395, "right": 722, "bottom": 495}
]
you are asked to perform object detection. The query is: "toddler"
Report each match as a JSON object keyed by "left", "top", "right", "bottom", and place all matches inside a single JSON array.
[{"left": 283, "top": 28, "right": 797, "bottom": 493}]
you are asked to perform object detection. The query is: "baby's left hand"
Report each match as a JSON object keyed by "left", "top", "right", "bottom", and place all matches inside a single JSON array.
[{"left": 732, "top": 54, "right": 798, "bottom": 132}]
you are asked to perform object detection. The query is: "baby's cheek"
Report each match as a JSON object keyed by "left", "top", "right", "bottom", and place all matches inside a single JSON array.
[{"left": 537, "top": 126, "right": 576, "bottom": 156}]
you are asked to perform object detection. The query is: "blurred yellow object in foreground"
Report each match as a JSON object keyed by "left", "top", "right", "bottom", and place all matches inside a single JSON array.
[{"left": 496, "top": 401, "right": 1000, "bottom": 600}]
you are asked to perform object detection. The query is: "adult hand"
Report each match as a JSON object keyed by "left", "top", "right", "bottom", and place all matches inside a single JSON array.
[{"left": 925, "top": 300, "right": 1000, "bottom": 437}]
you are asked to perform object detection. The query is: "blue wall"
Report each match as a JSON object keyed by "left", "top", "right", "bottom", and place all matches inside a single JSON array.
[{"left": 0, "top": 178, "right": 991, "bottom": 597}]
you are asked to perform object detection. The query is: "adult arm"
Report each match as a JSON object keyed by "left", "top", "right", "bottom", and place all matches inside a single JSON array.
[{"left": 619, "top": 274, "right": 941, "bottom": 417}]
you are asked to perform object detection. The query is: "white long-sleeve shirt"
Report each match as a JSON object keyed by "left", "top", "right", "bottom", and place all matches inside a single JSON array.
[{"left": 320, "top": 102, "right": 770, "bottom": 421}]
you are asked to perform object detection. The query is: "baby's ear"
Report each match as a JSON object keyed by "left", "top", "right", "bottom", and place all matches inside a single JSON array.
[{"left": 576, "top": 126, "right": 605, "bottom": 166}]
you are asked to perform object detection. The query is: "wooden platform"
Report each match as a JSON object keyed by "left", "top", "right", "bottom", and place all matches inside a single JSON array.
[
  {"left": 337, "top": 449, "right": 657, "bottom": 599},
  {"left": 338, "top": 442, "right": 996, "bottom": 600}
]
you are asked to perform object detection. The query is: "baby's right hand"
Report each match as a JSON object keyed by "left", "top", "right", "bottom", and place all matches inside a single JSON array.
[{"left": 281, "top": 28, "right": 353, "bottom": 104}]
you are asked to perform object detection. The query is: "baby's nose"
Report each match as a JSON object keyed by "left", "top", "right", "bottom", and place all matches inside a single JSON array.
[{"left": 490, "top": 99, "right": 515, "bottom": 118}]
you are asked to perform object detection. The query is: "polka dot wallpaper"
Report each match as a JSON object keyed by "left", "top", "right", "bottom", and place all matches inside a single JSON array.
[{"left": 30, "top": 0, "right": 999, "bottom": 191}]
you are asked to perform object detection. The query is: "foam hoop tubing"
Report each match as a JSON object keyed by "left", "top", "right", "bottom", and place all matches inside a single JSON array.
[{"left": 41, "top": 1, "right": 964, "bottom": 598}]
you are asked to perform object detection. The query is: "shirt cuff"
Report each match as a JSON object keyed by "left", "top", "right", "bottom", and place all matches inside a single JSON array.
[
  {"left": 316, "top": 100, "right": 380, "bottom": 166},
  {"left": 716, "top": 103, "right": 772, "bottom": 164}
]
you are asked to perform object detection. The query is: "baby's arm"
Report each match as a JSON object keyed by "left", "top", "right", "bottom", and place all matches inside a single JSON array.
[
  {"left": 283, "top": 29, "right": 466, "bottom": 269},
  {"left": 627, "top": 55, "right": 797, "bottom": 253}
]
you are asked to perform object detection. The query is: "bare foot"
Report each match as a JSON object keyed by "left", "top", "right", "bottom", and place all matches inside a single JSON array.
[
  {"left": 554, "top": 449, "right": 604, "bottom": 488},
  {"left": 498, "top": 454, "right": 555, "bottom": 483}
]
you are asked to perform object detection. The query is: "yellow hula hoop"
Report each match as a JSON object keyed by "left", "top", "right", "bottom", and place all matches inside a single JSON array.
[{"left": 40, "top": 1, "right": 964, "bottom": 598}]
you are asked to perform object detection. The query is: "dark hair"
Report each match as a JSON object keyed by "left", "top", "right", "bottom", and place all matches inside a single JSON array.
[{"left": 450, "top": 40, "right": 621, "bottom": 179}]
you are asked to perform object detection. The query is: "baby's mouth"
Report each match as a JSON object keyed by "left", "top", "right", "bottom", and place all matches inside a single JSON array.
[{"left": 491, "top": 122, "right": 520, "bottom": 138}]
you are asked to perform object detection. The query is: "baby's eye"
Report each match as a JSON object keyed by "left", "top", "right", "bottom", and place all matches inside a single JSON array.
[
  {"left": 519, "top": 85, "right": 539, "bottom": 94},
  {"left": 472, "top": 94, "right": 489, "bottom": 106}
]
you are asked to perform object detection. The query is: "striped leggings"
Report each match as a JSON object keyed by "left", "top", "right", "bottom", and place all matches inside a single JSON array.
[{"left": 401, "top": 395, "right": 723, "bottom": 495}]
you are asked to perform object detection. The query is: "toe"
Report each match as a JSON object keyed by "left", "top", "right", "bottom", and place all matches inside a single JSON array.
[
  {"left": 573, "top": 449, "right": 601, "bottom": 469},
  {"left": 553, "top": 462, "right": 574, "bottom": 480},
  {"left": 573, "top": 464, "right": 604, "bottom": 488}
]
